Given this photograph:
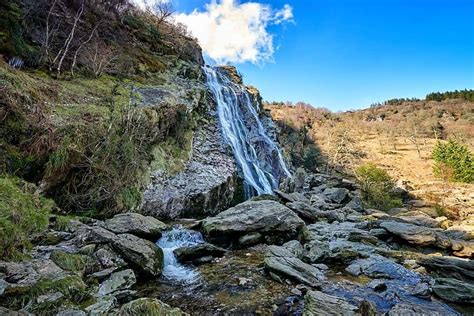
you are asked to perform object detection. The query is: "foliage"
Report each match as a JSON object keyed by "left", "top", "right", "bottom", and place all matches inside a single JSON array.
[
  {"left": 0, "top": 176, "right": 54, "bottom": 260},
  {"left": 355, "top": 163, "right": 403, "bottom": 211},
  {"left": 432, "top": 139, "right": 474, "bottom": 183},
  {"left": 50, "top": 250, "right": 89, "bottom": 273},
  {"left": 426, "top": 89, "right": 474, "bottom": 102},
  {"left": 43, "top": 85, "right": 190, "bottom": 215}
]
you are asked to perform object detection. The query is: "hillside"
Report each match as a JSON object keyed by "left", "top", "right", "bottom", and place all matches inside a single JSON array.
[{"left": 266, "top": 97, "right": 474, "bottom": 217}]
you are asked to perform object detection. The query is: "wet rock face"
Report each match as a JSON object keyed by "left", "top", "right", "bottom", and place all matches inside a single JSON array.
[
  {"left": 303, "top": 290, "right": 358, "bottom": 316},
  {"left": 142, "top": 116, "right": 240, "bottom": 220},
  {"left": 104, "top": 213, "right": 167, "bottom": 241},
  {"left": 201, "top": 200, "right": 305, "bottom": 247}
]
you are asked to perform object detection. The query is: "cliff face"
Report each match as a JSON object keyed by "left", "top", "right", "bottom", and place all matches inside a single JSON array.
[{"left": 138, "top": 65, "right": 241, "bottom": 219}]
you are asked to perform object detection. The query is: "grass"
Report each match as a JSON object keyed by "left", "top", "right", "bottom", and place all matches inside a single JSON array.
[
  {"left": 0, "top": 176, "right": 54, "bottom": 260},
  {"left": 50, "top": 251, "right": 89, "bottom": 274},
  {"left": 119, "top": 298, "right": 184, "bottom": 316}
]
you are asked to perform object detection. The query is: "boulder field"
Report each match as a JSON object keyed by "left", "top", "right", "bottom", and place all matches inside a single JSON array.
[{"left": 1, "top": 172, "right": 472, "bottom": 314}]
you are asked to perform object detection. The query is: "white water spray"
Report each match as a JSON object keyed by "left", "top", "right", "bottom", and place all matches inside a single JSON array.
[{"left": 204, "top": 66, "right": 291, "bottom": 197}]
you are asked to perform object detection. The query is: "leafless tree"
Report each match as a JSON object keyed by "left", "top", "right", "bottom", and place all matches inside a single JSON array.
[{"left": 153, "top": 2, "right": 174, "bottom": 25}]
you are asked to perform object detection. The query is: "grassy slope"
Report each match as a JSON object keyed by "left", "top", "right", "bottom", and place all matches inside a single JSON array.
[{"left": 266, "top": 99, "right": 474, "bottom": 218}]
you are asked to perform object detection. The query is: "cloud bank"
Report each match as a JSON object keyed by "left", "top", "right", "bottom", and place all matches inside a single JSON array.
[{"left": 175, "top": 0, "right": 293, "bottom": 64}]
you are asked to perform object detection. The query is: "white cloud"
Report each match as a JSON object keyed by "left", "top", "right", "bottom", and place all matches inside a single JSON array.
[
  {"left": 174, "top": 0, "right": 293, "bottom": 64},
  {"left": 132, "top": 0, "right": 169, "bottom": 10}
]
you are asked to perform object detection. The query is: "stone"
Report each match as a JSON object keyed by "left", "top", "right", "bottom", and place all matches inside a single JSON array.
[
  {"left": 264, "top": 245, "right": 325, "bottom": 287},
  {"left": 282, "top": 240, "right": 304, "bottom": 258},
  {"left": 94, "top": 247, "right": 127, "bottom": 270},
  {"left": 346, "top": 195, "right": 364, "bottom": 212},
  {"left": 323, "top": 187, "right": 350, "bottom": 204},
  {"left": 302, "top": 290, "right": 358, "bottom": 316},
  {"left": 359, "top": 300, "right": 377, "bottom": 316},
  {"left": 0, "top": 278, "right": 7, "bottom": 296},
  {"left": 90, "top": 268, "right": 116, "bottom": 281},
  {"left": 202, "top": 200, "right": 305, "bottom": 247},
  {"left": 98, "top": 269, "right": 136, "bottom": 296},
  {"left": 0, "top": 307, "right": 28, "bottom": 315},
  {"left": 379, "top": 221, "right": 437, "bottom": 246},
  {"left": 274, "top": 190, "right": 311, "bottom": 204},
  {"left": 238, "top": 232, "right": 263, "bottom": 246},
  {"left": 410, "top": 282, "right": 431, "bottom": 299},
  {"left": 111, "top": 234, "right": 164, "bottom": 277},
  {"left": 119, "top": 298, "right": 185, "bottom": 316},
  {"left": 36, "top": 291, "right": 64, "bottom": 304},
  {"left": 174, "top": 244, "right": 226, "bottom": 265},
  {"left": 286, "top": 202, "right": 343, "bottom": 223},
  {"left": 346, "top": 256, "right": 419, "bottom": 280},
  {"left": 85, "top": 296, "right": 117, "bottom": 315},
  {"left": 432, "top": 277, "right": 474, "bottom": 304},
  {"left": 388, "top": 303, "right": 443, "bottom": 316},
  {"left": 104, "top": 213, "right": 167, "bottom": 240},
  {"left": 419, "top": 256, "right": 474, "bottom": 281}
]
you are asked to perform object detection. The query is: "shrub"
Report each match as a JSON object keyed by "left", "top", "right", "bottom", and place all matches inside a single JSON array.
[
  {"left": 355, "top": 163, "right": 403, "bottom": 211},
  {"left": 0, "top": 176, "right": 54, "bottom": 260},
  {"left": 432, "top": 139, "right": 474, "bottom": 183}
]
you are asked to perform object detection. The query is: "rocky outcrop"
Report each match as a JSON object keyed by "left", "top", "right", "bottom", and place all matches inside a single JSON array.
[
  {"left": 264, "top": 245, "right": 325, "bottom": 287},
  {"left": 98, "top": 269, "right": 136, "bottom": 296},
  {"left": 432, "top": 278, "right": 474, "bottom": 304},
  {"left": 201, "top": 200, "right": 305, "bottom": 247},
  {"left": 141, "top": 116, "right": 239, "bottom": 220}
]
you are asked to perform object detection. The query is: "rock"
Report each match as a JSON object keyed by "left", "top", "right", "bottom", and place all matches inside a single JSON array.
[
  {"left": 410, "top": 282, "right": 431, "bottom": 299},
  {"left": 451, "top": 240, "right": 474, "bottom": 258},
  {"left": 379, "top": 221, "right": 437, "bottom": 246},
  {"left": 395, "top": 211, "right": 441, "bottom": 228},
  {"left": 201, "top": 200, "right": 305, "bottom": 247},
  {"left": 286, "top": 202, "right": 343, "bottom": 223},
  {"left": 274, "top": 190, "right": 311, "bottom": 204},
  {"left": 90, "top": 268, "right": 116, "bottom": 281},
  {"left": 119, "top": 298, "right": 185, "bottom": 316},
  {"left": 346, "top": 195, "right": 364, "bottom": 212},
  {"left": 303, "top": 290, "right": 358, "bottom": 316},
  {"left": 418, "top": 256, "right": 474, "bottom": 281},
  {"left": 98, "top": 269, "right": 136, "bottom": 296},
  {"left": 346, "top": 255, "right": 419, "bottom": 280},
  {"left": 367, "top": 279, "right": 387, "bottom": 292},
  {"left": 141, "top": 112, "right": 239, "bottom": 219},
  {"left": 94, "top": 247, "right": 127, "bottom": 270},
  {"left": 0, "top": 279, "right": 6, "bottom": 296},
  {"left": 36, "top": 291, "right": 64, "bottom": 304},
  {"left": 85, "top": 296, "right": 116, "bottom": 315},
  {"left": 282, "top": 240, "right": 304, "bottom": 258},
  {"left": 174, "top": 244, "right": 226, "bottom": 264},
  {"left": 388, "top": 303, "right": 443, "bottom": 316},
  {"left": 104, "top": 213, "right": 167, "bottom": 240},
  {"left": 264, "top": 245, "right": 325, "bottom": 287},
  {"left": 294, "top": 167, "right": 306, "bottom": 192},
  {"left": 56, "top": 309, "right": 87, "bottom": 316},
  {"left": 432, "top": 277, "right": 474, "bottom": 304},
  {"left": 323, "top": 187, "right": 350, "bottom": 204},
  {"left": 238, "top": 232, "right": 263, "bottom": 246},
  {"left": 111, "top": 234, "right": 164, "bottom": 277}
]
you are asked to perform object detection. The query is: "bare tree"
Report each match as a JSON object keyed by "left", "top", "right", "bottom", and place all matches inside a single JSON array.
[{"left": 153, "top": 2, "right": 174, "bottom": 25}]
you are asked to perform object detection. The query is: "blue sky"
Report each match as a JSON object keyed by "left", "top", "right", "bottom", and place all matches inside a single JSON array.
[{"left": 172, "top": 0, "right": 474, "bottom": 111}]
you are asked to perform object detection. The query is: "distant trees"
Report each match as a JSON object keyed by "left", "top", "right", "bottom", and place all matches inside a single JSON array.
[{"left": 426, "top": 89, "right": 474, "bottom": 102}]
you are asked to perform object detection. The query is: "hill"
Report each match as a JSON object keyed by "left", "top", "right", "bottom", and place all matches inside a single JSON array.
[{"left": 265, "top": 97, "right": 474, "bottom": 218}]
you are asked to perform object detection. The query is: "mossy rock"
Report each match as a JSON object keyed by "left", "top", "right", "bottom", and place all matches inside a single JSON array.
[
  {"left": 119, "top": 298, "right": 186, "bottom": 316},
  {"left": 0, "top": 176, "right": 54, "bottom": 260}
]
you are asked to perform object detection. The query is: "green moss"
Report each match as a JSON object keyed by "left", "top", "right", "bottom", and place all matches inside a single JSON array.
[
  {"left": 150, "top": 130, "right": 193, "bottom": 176},
  {"left": 50, "top": 251, "right": 89, "bottom": 274},
  {"left": 0, "top": 176, "right": 54, "bottom": 260}
]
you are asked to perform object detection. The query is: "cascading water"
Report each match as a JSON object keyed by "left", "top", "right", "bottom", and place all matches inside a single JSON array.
[
  {"left": 204, "top": 66, "right": 291, "bottom": 197},
  {"left": 156, "top": 227, "right": 204, "bottom": 283}
]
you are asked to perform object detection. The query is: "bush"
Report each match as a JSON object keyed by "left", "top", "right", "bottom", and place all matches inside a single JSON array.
[
  {"left": 432, "top": 139, "right": 474, "bottom": 183},
  {"left": 0, "top": 176, "right": 54, "bottom": 260},
  {"left": 355, "top": 163, "right": 403, "bottom": 211}
]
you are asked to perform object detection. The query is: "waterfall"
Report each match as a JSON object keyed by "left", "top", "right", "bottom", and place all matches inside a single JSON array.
[
  {"left": 204, "top": 66, "right": 291, "bottom": 197},
  {"left": 156, "top": 227, "right": 204, "bottom": 283}
]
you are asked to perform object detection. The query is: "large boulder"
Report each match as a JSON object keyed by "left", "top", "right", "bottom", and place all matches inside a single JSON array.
[
  {"left": 104, "top": 213, "right": 167, "bottom": 240},
  {"left": 110, "top": 234, "right": 164, "bottom": 277},
  {"left": 302, "top": 290, "right": 358, "bottom": 316},
  {"left": 379, "top": 221, "right": 437, "bottom": 246},
  {"left": 264, "top": 245, "right": 325, "bottom": 287},
  {"left": 201, "top": 200, "right": 305, "bottom": 247}
]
